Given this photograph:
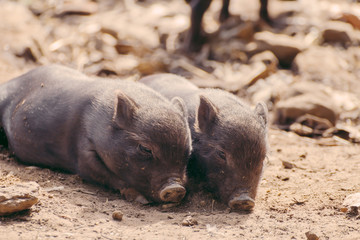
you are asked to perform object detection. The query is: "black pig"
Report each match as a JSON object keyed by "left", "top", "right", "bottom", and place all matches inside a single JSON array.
[
  {"left": 140, "top": 74, "right": 268, "bottom": 210},
  {"left": 185, "top": 0, "right": 270, "bottom": 51},
  {"left": 0, "top": 65, "right": 192, "bottom": 204}
]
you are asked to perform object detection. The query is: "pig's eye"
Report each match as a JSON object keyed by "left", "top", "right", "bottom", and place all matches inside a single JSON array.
[
  {"left": 139, "top": 144, "right": 152, "bottom": 155},
  {"left": 217, "top": 150, "right": 226, "bottom": 161}
]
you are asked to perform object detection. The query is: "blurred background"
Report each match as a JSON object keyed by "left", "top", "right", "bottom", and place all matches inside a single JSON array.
[{"left": 0, "top": 0, "right": 359, "bottom": 142}]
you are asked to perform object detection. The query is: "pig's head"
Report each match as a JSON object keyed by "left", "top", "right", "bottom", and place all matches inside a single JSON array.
[
  {"left": 98, "top": 91, "right": 191, "bottom": 203},
  {"left": 193, "top": 95, "right": 268, "bottom": 211}
]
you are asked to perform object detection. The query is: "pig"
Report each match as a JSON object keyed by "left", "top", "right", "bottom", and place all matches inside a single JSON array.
[
  {"left": 185, "top": 0, "right": 270, "bottom": 51},
  {"left": 0, "top": 65, "right": 192, "bottom": 204},
  {"left": 140, "top": 74, "right": 268, "bottom": 210}
]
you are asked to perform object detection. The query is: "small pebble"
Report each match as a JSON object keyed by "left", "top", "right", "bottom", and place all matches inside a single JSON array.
[
  {"left": 112, "top": 211, "right": 124, "bottom": 221},
  {"left": 349, "top": 206, "right": 359, "bottom": 216},
  {"left": 343, "top": 192, "right": 360, "bottom": 216},
  {"left": 182, "top": 216, "right": 198, "bottom": 226},
  {"left": 282, "top": 160, "right": 295, "bottom": 169},
  {"left": 305, "top": 231, "right": 319, "bottom": 240},
  {"left": 0, "top": 181, "right": 40, "bottom": 216},
  {"left": 340, "top": 207, "right": 348, "bottom": 213}
]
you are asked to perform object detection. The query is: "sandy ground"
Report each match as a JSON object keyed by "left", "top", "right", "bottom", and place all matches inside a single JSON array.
[
  {"left": 1, "top": 129, "right": 360, "bottom": 239},
  {"left": 0, "top": 0, "right": 360, "bottom": 239}
]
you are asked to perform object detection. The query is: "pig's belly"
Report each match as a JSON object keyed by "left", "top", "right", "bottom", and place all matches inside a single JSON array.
[{"left": 6, "top": 101, "right": 78, "bottom": 172}]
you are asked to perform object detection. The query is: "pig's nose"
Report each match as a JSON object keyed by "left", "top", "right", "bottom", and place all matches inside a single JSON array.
[
  {"left": 159, "top": 183, "right": 186, "bottom": 203},
  {"left": 228, "top": 193, "right": 255, "bottom": 211}
]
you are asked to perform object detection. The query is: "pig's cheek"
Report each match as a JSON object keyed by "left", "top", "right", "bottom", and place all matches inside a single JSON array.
[
  {"left": 208, "top": 156, "right": 227, "bottom": 174},
  {"left": 207, "top": 167, "right": 226, "bottom": 187},
  {"left": 212, "top": 160, "right": 228, "bottom": 176}
]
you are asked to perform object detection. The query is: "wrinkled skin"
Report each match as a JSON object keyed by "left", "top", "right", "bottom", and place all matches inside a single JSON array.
[
  {"left": 0, "top": 65, "right": 192, "bottom": 204},
  {"left": 184, "top": 0, "right": 270, "bottom": 51},
  {"left": 140, "top": 74, "right": 268, "bottom": 210}
]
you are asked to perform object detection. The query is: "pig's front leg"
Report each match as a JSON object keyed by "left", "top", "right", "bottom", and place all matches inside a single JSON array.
[{"left": 77, "top": 149, "right": 149, "bottom": 204}]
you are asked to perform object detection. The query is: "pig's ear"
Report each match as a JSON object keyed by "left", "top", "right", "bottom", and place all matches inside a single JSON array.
[
  {"left": 113, "top": 91, "right": 138, "bottom": 129},
  {"left": 171, "top": 97, "right": 188, "bottom": 119},
  {"left": 197, "top": 95, "right": 218, "bottom": 133},
  {"left": 255, "top": 102, "right": 268, "bottom": 127}
]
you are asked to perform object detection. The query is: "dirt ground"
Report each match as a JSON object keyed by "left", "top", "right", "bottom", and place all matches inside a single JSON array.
[
  {"left": 1, "top": 129, "right": 359, "bottom": 239},
  {"left": 0, "top": 0, "right": 360, "bottom": 239}
]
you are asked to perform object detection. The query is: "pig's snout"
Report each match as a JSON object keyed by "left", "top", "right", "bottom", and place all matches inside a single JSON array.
[
  {"left": 159, "top": 182, "right": 186, "bottom": 203},
  {"left": 228, "top": 193, "right": 255, "bottom": 211}
]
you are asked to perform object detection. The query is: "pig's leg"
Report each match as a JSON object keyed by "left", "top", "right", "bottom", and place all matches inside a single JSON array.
[
  {"left": 184, "top": 0, "right": 212, "bottom": 52},
  {"left": 77, "top": 149, "right": 149, "bottom": 204},
  {"left": 219, "top": 0, "right": 230, "bottom": 22},
  {"left": 259, "top": 0, "right": 271, "bottom": 23}
]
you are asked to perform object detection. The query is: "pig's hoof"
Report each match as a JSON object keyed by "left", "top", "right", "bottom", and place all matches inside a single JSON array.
[
  {"left": 159, "top": 183, "right": 186, "bottom": 203},
  {"left": 135, "top": 194, "right": 149, "bottom": 205},
  {"left": 228, "top": 194, "right": 255, "bottom": 211}
]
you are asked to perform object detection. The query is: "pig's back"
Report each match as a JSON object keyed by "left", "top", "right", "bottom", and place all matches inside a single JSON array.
[
  {"left": 140, "top": 73, "right": 198, "bottom": 92},
  {"left": 200, "top": 88, "right": 251, "bottom": 114},
  {"left": 0, "top": 65, "right": 170, "bottom": 172},
  {"left": 140, "top": 73, "right": 200, "bottom": 127},
  {"left": 0, "top": 65, "right": 170, "bottom": 116}
]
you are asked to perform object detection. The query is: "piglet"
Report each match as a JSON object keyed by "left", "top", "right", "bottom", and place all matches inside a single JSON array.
[
  {"left": 140, "top": 73, "right": 268, "bottom": 210},
  {"left": 0, "top": 65, "right": 192, "bottom": 204}
]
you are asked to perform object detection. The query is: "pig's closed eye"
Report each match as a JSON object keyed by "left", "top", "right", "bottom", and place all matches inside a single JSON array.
[
  {"left": 138, "top": 144, "right": 152, "bottom": 155},
  {"left": 217, "top": 150, "right": 226, "bottom": 161}
]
